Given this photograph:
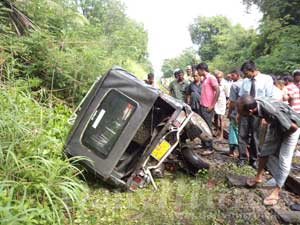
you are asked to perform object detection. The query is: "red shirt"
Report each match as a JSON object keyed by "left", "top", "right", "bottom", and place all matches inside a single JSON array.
[
  {"left": 286, "top": 83, "right": 300, "bottom": 113},
  {"left": 200, "top": 73, "right": 218, "bottom": 107}
]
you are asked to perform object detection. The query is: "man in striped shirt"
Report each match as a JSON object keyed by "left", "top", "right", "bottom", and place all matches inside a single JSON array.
[
  {"left": 293, "top": 69, "right": 300, "bottom": 89},
  {"left": 283, "top": 75, "right": 300, "bottom": 113}
]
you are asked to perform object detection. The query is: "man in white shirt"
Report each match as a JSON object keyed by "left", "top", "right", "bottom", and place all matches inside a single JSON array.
[{"left": 237, "top": 60, "right": 273, "bottom": 168}]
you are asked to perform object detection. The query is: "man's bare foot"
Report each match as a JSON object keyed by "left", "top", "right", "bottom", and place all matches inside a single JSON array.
[
  {"left": 263, "top": 187, "right": 280, "bottom": 206},
  {"left": 263, "top": 195, "right": 279, "bottom": 206},
  {"left": 246, "top": 177, "right": 262, "bottom": 187},
  {"left": 227, "top": 151, "right": 234, "bottom": 157}
]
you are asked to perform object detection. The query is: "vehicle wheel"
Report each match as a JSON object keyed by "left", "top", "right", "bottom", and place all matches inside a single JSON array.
[
  {"left": 185, "top": 113, "right": 212, "bottom": 141},
  {"left": 181, "top": 147, "right": 210, "bottom": 174}
]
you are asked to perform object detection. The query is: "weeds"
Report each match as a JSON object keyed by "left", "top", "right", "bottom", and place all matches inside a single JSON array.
[{"left": 0, "top": 84, "right": 86, "bottom": 224}]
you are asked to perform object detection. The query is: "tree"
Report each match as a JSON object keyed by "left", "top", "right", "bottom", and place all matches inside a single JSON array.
[
  {"left": 242, "top": 0, "right": 300, "bottom": 74},
  {"left": 1, "top": 0, "right": 151, "bottom": 103},
  {"left": 189, "top": 16, "right": 256, "bottom": 72},
  {"left": 209, "top": 24, "right": 257, "bottom": 72},
  {"left": 161, "top": 48, "right": 198, "bottom": 78},
  {"left": 243, "top": 0, "right": 300, "bottom": 26},
  {"left": 189, "top": 16, "right": 231, "bottom": 61}
]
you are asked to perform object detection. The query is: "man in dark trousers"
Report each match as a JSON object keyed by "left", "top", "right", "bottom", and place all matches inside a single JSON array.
[
  {"left": 237, "top": 60, "right": 273, "bottom": 168},
  {"left": 238, "top": 95, "right": 300, "bottom": 206},
  {"left": 196, "top": 62, "right": 220, "bottom": 154}
]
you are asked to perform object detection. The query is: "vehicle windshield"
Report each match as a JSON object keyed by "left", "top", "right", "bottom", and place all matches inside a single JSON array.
[{"left": 82, "top": 90, "right": 137, "bottom": 158}]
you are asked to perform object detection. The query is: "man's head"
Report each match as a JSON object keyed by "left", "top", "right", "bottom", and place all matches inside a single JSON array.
[
  {"left": 196, "top": 62, "right": 209, "bottom": 76},
  {"left": 293, "top": 69, "right": 300, "bottom": 83},
  {"left": 192, "top": 69, "right": 201, "bottom": 82},
  {"left": 237, "top": 94, "right": 258, "bottom": 116},
  {"left": 215, "top": 70, "right": 224, "bottom": 84},
  {"left": 229, "top": 69, "right": 241, "bottom": 81},
  {"left": 173, "top": 68, "right": 180, "bottom": 79},
  {"left": 174, "top": 69, "right": 184, "bottom": 82},
  {"left": 178, "top": 70, "right": 184, "bottom": 82},
  {"left": 241, "top": 60, "right": 257, "bottom": 79},
  {"left": 226, "top": 73, "right": 232, "bottom": 81},
  {"left": 147, "top": 72, "right": 154, "bottom": 85},
  {"left": 270, "top": 74, "right": 277, "bottom": 85},
  {"left": 283, "top": 75, "right": 294, "bottom": 85},
  {"left": 186, "top": 65, "right": 192, "bottom": 76}
]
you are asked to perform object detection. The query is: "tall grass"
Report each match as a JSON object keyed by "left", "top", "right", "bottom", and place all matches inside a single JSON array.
[{"left": 0, "top": 81, "right": 86, "bottom": 224}]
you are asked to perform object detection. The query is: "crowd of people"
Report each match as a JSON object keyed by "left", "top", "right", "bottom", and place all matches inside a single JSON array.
[{"left": 159, "top": 60, "right": 300, "bottom": 207}]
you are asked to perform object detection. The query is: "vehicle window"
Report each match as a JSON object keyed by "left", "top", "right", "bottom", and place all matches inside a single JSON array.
[{"left": 82, "top": 90, "right": 137, "bottom": 158}]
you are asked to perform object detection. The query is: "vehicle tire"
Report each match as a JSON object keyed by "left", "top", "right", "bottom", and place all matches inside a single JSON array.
[
  {"left": 181, "top": 147, "right": 210, "bottom": 174},
  {"left": 185, "top": 113, "right": 212, "bottom": 141}
]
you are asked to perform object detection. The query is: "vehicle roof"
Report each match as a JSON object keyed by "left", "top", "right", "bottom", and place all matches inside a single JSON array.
[{"left": 105, "top": 66, "right": 161, "bottom": 101}]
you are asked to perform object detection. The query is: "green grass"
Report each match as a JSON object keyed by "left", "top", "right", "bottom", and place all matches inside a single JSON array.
[
  {"left": 73, "top": 170, "right": 228, "bottom": 225},
  {"left": 0, "top": 82, "right": 87, "bottom": 224}
]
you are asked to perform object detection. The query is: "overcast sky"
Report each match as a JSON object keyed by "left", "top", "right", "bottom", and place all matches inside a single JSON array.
[{"left": 122, "top": 0, "right": 262, "bottom": 76}]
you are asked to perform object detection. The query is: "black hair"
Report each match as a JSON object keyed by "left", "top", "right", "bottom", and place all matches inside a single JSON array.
[
  {"left": 196, "top": 62, "right": 209, "bottom": 72},
  {"left": 191, "top": 65, "right": 197, "bottom": 72},
  {"left": 283, "top": 75, "right": 294, "bottom": 82},
  {"left": 147, "top": 72, "right": 154, "bottom": 79},
  {"left": 174, "top": 69, "right": 184, "bottom": 76},
  {"left": 241, "top": 60, "right": 256, "bottom": 72},
  {"left": 229, "top": 69, "right": 241, "bottom": 76},
  {"left": 293, "top": 70, "right": 300, "bottom": 76},
  {"left": 239, "top": 94, "right": 257, "bottom": 112}
]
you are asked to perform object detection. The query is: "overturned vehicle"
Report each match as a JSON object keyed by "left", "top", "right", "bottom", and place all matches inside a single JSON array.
[{"left": 64, "top": 67, "right": 212, "bottom": 190}]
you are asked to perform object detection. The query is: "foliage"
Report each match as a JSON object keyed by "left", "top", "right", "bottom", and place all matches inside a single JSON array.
[
  {"left": 208, "top": 24, "right": 257, "bottom": 73},
  {"left": 164, "top": 1, "right": 300, "bottom": 75},
  {"left": 161, "top": 48, "right": 198, "bottom": 78},
  {"left": 0, "top": 0, "right": 151, "bottom": 104},
  {"left": 0, "top": 1, "right": 154, "bottom": 223},
  {"left": 188, "top": 16, "right": 256, "bottom": 73},
  {"left": 189, "top": 16, "right": 231, "bottom": 62},
  {"left": 0, "top": 82, "right": 86, "bottom": 224},
  {"left": 242, "top": 0, "right": 300, "bottom": 74},
  {"left": 243, "top": 0, "right": 300, "bottom": 26}
]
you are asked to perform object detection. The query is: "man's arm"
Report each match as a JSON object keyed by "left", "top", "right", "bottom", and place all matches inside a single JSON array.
[
  {"left": 228, "top": 84, "right": 237, "bottom": 118},
  {"left": 289, "top": 122, "right": 298, "bottom": 133},
  {"left": 208, "top": 84, "right": 220, "bottom": 112},
  {"left": 227, "top": 100, "right": 235, "bottom": 117},
  {"left": 186, "top": 94, "right": 191, "bottom": 105},
  {"left": 238, "top": 79, "right": 246, "bottom": 97},
  {"left": 265, "top": 75, "right": 274, "bottom": 97},
  {"left": 185, "top": 84, "right": 191, "bottom": 104},
  {"left": 168, "top": 82, "right": 173, "bottom": 96}
]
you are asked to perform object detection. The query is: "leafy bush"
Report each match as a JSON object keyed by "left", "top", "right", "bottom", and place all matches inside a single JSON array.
[
  {"left": 0, "top": 82, "right": 86, "bottom": 224},
  {"left": 0, "top": 0, "right": 151, "bottom": 106}
]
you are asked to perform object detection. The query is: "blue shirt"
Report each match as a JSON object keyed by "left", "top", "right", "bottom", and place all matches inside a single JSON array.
[
  {"left": 229, "top": 79, "right": 243, "bottom": 118},
  {"left": 239, "top": 72, "right": 273, "bottom": 98}
]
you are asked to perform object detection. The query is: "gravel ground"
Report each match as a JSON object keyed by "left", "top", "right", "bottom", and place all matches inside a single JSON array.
[{"left": 195, "top": 140, "right": 300, "bottom": 225}]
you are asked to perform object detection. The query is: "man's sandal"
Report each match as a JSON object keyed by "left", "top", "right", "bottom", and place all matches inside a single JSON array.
[{"left": 263, "top": 196, "right": 279, "bottom": 206}]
